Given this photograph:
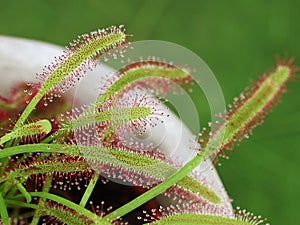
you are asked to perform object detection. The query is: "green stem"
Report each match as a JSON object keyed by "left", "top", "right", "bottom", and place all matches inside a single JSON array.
[
  {"left": 79, "top": 173, "right": 99, "bottom": 207},
  {"left": 0, "top": 193, "right": 9, "bottom": 225},
  {"left": 17, "top": 183, "right": 31, "bottom": 203},
  {"left": 5, "top": 199, "right": 40, "bottom": 209},
  {"left": 13, "top": 93, "right": 43, "bottom": 130},
  {"left": 104, "top": 151, "right": 206, "bottom": 221},
  {"left": 0, "top": 143, "right": 73, "bottom": 158},
  {"left": 31, "top": 174, "right": 53, "bottom": 225},
  {"left": 29, "top": 192, "right": 111, "bottom": 224}
]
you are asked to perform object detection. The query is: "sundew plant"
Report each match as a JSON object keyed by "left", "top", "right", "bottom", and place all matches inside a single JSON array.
[{"left": 0, "top": 25, "right": 297, "bottom": 224}]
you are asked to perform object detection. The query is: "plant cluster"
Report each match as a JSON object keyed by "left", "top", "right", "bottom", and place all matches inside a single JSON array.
[{"left": 0, "top": 25, "right": 296, "bottom": 224}]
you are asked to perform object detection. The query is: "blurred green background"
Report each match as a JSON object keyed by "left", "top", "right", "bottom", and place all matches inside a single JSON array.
[{"left": 0, "top": 0, "right": 299, "bottom": 224}]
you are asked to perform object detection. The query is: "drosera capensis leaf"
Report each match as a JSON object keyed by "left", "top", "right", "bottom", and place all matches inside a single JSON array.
[
  {"left": 0, "top": 143, "right": 221, "bottom": 204},
  {"left": 29, "top": 192, "right": 112, "bottom": 225},
  {"left": 202, "top": 61, "right": 296, "bottom": 159},
  {"left": 39, "top": 202, "right": 92, "bottom": 225},
  {"left": 0, "top": 153, "right": 92, "bottom": 195},
  {"left": 47, "top": 89, "right": 168, "bottom": 147},
  {"left": 40, "top": 208, "right": 87, "bottom": 225},
  {"left": 95, "top": 60, "right": 192, "bottom": 107},
  {"left": 74, "top": 145, "right": 221, "bottom": 203},
  {"left": 146, "top": 213, "right": 268, "bottom": 225},
  {"left": 13, "top": 25, "right": 128, "bottom": 130},
  {"left": 0, "top": 156, "right": 91, "bottom": 184},
  {"left": 36, "top": 25, "right": 127, "bottom": 95},
  {"left": 62, "top": 106, "right": 152, "bottom": 132},
  {"left": 0, "top": 155, "right": 93, "bottom": 197},
  {"left": 0, "top": 119, "right": 52, "bottom": 145}
]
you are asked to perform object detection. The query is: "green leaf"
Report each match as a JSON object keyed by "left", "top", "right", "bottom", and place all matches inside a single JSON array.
[
  {"left": 95, "top": 60, "right": 191, "bottom": 107},
  {"left": 40, "top": 203, "right": 91, "bottom": 225},
  {"left": 0, "top": 143, "right": 221, "bottom": 204},
  {"left": 13, "top": 25, "right": 127, "bottom": 130},
  {"left": 0, "top": 119, "right": 51, "bottom": 145},
  {"left": 203, "top": 65, "right": 292, "bottom": 158},
  {"left": 75, "top": 145, "right": 221, "bottom": 204},
  {"left": 30, "top": 192, "right": 112, "bottom": 225},
  {"left": 149, "top": 213, "right": 266, "bottom": 225}
]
